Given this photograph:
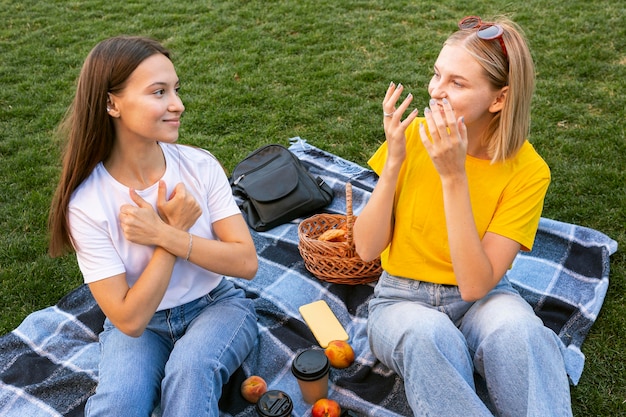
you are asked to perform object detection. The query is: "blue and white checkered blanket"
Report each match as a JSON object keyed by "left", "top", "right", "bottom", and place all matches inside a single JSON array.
[{"left": 0, "top": 139, "right": 618, "bottom": 416}]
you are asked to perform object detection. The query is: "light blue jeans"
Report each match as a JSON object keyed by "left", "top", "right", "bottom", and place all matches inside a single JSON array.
[
  {"left": 367, "top": 271, "right": 572, "bottom": 417},
  {"left": 85, "top": 278, "right": 258, "bottom": 417}
]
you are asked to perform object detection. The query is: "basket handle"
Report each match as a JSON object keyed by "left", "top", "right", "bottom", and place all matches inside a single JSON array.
[{"left": 345, "top": 182, "right": 354, "bottom": 248}]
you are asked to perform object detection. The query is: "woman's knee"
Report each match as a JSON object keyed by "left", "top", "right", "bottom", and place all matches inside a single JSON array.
[
  {"left": 87, "top": 372, "right": 160, "bottom": 417},
  {"left": 165, "top": 304, "right": 257, "bottom": 386},
  {"left": 368, "top": 302, "right": 467, "bottom": 371},
  {"left": 474, "top": 308, "right": 560, "bottom": 370},
  {"left": 88, "top": 327, "right": 167, "bottom": 416}
]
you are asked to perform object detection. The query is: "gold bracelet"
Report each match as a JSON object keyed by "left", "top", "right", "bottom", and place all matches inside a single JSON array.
[{"left": 185, "top": 232, "right": 193, "bottom": 261}]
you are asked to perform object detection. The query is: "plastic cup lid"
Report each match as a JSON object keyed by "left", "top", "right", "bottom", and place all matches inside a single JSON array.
[
  {"left": 256, "top": 390, "right": 293, "bottom": 417},
  {"left": 291, "top": 349, "right": 330, "bottom": 381}
]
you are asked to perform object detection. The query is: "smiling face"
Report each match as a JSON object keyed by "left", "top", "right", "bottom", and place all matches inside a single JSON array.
[
  {"left": 428, "top": 43, "right": 507, "bottom": 146},
  {"left": 107, "top": 53, "right": 184, "bottom": 145}
]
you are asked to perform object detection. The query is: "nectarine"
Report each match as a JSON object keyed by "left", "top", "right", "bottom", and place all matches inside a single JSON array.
[
  {"left": 324, "top": 340, "right": 355, "bottom": 369},
  {"left": 311, "top": 398, "right": 341, "bottom": 417},
  {"left": 240, "top": 375, "right": 268, "bottom": 403}
]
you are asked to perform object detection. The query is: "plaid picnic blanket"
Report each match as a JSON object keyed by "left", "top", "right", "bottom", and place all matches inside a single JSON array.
[{"left": 0, "top": 139, "right": 618, "bottom": 417}]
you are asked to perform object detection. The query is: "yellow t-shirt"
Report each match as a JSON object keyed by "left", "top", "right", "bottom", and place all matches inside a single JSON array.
[{"left": 368, "top": 118, "right": 550, "bottom": 285}]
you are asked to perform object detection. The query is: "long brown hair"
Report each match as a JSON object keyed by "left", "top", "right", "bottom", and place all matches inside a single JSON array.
[
  {"left": 446, "top": 17, "right": 535, "bottom": 163},
  {"left": 48, "top": 36, "right": 170, "bottom": 257}
]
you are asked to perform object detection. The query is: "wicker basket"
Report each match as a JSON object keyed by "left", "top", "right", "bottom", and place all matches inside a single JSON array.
[{"left": 298, "top": 182, "right": 382, "bottom": 284}]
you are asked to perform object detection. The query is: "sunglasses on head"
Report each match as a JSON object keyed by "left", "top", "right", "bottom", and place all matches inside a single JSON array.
[{"left": 458, "top": 16, "right": 508, "bottom": 58}]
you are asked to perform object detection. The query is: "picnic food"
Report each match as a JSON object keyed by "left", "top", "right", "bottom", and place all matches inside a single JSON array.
[
  {"left": 317, "top": 228, "right": 346, "bottom": 242},
  {"left": 240, "top": 375, "right": 268, "bottom": 403},
  {"left": 324, "top": 340, "right": 355, "bottom": 369},
  {"left": 311, "top": 398, "right": 341, "bottom": 417}
]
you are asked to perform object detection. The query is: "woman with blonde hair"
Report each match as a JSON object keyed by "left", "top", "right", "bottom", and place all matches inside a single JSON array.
[{"left": 354, "top": 16, "right": 572, "bottom": 416}]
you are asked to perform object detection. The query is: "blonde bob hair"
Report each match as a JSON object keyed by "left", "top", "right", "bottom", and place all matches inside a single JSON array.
[{"left": 446, "top": 17, "right": 535, "bottom": 163}]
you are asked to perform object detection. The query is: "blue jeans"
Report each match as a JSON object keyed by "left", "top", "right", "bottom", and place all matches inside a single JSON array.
[
  {"left": 85, "top": 278, "right": 258, "bottom": 417},
  {"left": 368, "top": 271, "right": 572, "bottom": 417}
]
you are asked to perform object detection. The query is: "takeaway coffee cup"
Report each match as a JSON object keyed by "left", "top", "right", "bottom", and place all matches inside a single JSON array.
[
  {"left": 291, "top": 348, "right": 330, "bottom": 404},
  {"left": 256, "top": 390, "right": 293, "bottom": 417}
]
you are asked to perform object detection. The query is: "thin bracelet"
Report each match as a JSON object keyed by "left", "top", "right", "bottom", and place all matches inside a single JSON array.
[{"left": 185, "top": 232, "right": 193, "bottom": 261}]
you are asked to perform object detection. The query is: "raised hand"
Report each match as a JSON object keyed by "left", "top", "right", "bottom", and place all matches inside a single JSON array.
[
  {"left": 382, "top": 82, "right": 419, "bottom": 164},
  {"left": 419, "top": 98, "right": 468, "bottom": 179}
]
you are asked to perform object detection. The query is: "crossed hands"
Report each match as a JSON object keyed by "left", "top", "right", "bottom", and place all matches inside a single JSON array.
[
  {"left": 119, "top": 181, "right": 201, "bottom": 246},
  {"left": 382, "top": 82, "right": 468, "bottom": 177}
]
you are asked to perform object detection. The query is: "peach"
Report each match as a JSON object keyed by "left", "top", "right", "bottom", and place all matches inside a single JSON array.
[
  {"left": 324, "top": 340, "right": 355, "bottom": 369},
  {"left": 311, "top": 398, "right": 341, "bottom": 417},
  {"left": 240, "top": 375, "right": 268, "bottom": 404}
]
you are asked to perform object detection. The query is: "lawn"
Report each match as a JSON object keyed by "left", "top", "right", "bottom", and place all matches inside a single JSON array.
[{"left": 1, "top": 0, "right": 624, "bottom": 415}]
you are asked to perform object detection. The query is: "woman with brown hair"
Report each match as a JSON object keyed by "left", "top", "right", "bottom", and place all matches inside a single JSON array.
[{"left": 49, "top": 36, "right": 258, "bottom": 417}]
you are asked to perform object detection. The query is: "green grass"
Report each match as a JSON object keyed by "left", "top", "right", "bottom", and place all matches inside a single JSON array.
[{"left": 1, "top": 0, "right": 624, "bottom": 415}]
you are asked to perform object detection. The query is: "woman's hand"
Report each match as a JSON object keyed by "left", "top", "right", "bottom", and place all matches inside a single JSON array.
[
  {"left": 382, "top": 82, "right": 419, "bottom": 165},
  {"left": 119, "top": 181, "right": 201, "bottom": 246},
  {"left": 106, "top": 183, "right": 203, "bottom": 336},
  {"left": 354, "top": 82, "right": 418, "bottom": 262},
  {"left": 156, "top": 181, "right": 202, "bottom": 231},
  {"left": 419, "top": 98, "right": 468, "bottom": 180},
  {"left": 119, "top": 190, "right": 164, "bottom": 246}
]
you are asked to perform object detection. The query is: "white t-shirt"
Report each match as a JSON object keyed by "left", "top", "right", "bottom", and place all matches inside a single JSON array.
[{"left": 69, "top": 143, "right": 241, "bottom": 311}]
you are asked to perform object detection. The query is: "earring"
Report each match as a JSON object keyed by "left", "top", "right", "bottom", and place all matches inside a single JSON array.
[{"left": 106, "top": 107, "right": 111, "bottom": 112}]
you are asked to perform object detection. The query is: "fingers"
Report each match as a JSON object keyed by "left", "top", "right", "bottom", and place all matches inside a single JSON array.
[
  {"left": 157, "top": 182, "right": 183, "bottom": 214},
  {"left": 119, "top": 203, "right": 133, "bottom": 219},
  {"left": 118, "top": 201, "right": 149, "bottom": 242},
  {"left": 387, "top": 91, "right": 416, "bottom": 124},
  {"left": 457, "top": 116, "right": 467, "bottom": 139},
  {"left": 382, "top": 82, "right": 406, "bottom": 117},
  {"left": 423, "top": 98, "right": 460, "bottom": 140},
  {"left": 170, "top": 182, "right": 187, "bottom": 200},
  {"left": 129, "top": 188, "right": 150, "bottom": 208},
  {"left": 441, "top": 98, "right": 457, "bottom": 123},
  {"left": 382, "top": 82, "right": 418, "bottom": 126},
  {"left": 396, "top": 92, "right": 414, "bottom": 117},
  {"left": 157, "top": 182, "right": 201, "bottom": 231},
  {"left": 418, "top": 120, "right": 433, "bottom": 150},
  {"left": 383, "top": 81, "right": 396, "bottom": 105},
  {"left": 157, "top": 180, "right": 168, "bottom": 206},
  {"left": 420, "top": 98, "right": 468, "bottom": 172}
]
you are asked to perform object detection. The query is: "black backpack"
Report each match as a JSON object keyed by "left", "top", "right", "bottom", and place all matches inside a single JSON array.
[{"left": 230, "top": 144, "right": 334, "bottom": 232}]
